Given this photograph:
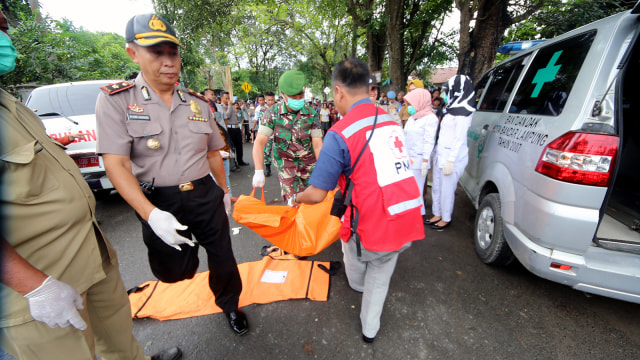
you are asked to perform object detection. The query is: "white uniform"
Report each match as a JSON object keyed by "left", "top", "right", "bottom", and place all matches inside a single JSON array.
[
  {"left": 431, "top": 113, "right": 472, "bottom": 222},
  {"left": 404, "top": 113, "right": 439, "bottom": 214}
]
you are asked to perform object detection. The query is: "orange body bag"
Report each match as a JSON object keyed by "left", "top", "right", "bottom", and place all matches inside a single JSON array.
[
  {"left": 232, "top": 189, "right": 341, "bottom": 257},
  {"left": 129, "top": 248, "right": 336, "bottom": 321}
]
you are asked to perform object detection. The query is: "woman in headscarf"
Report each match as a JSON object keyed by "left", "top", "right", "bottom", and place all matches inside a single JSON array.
[
  {"left": 425, "top": 75, "right": 476, "bottom": 230},
  {"left": 399, "top": 79, "right": 425, "bottom": 127},
  {"left": 403, "top": 88, "right": 439, "bottom": 217}
]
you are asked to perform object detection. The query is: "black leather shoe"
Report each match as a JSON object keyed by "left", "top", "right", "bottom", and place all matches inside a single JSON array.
[
  {"left": 231, "top": 166, "right": 241, "bottom": 172},
  {"left": 424, "top": 216, "right": 441, "bottom": 225},
  {"left": 151, "top": 347, "right": 182, "bottom": 360},
  {"left": 226, "top": 310, "right": 249, "bottom": 335},
  {"left": 239, "top": 162, "right": 250, "bottom": 166},
  {"left": 265, "top": 165, "right": 271, "bottom": 177},
  {"left": 362, "top": 334, "right": 375, "bottom": 344},
  {"left": 431, "top": 221, "right": 451, "bottom": 231}
]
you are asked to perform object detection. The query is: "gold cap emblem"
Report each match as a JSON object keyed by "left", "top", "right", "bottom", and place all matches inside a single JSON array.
[{"left": 149, "top": 15, "right": 167, "bottom": 31}]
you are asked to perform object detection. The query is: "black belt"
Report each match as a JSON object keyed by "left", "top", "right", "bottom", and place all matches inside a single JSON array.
[
  {"left": 151, "top": 175, "right": 212, "bottom": 194},
  {"left": 227, "top": 124, "right": 240, "bottom": 129}
]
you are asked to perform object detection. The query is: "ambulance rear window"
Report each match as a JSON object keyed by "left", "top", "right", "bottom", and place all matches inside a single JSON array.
[{"left": 477, "top": 57, "right": 527, "bottom": 112}]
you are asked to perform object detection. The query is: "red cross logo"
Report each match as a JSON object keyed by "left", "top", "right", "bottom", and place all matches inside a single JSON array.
[
  {"left": 393, "top": 136, "right": 404, "bottom": 153},
  {"left": 388, "top": 130, "right": 406, "bottom": 159}
]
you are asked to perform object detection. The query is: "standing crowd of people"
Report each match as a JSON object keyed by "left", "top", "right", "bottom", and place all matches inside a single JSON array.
[{"left": 0, "top": 11, "right": 476, "bottom": 359}]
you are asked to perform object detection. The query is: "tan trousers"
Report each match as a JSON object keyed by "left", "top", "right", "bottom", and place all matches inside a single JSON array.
[{"left": 0, "top": 258, "right": 146, "bottom": 360}]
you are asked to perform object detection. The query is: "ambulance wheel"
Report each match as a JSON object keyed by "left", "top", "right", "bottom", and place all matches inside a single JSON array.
[{"left": 474, "top": 193, "right": 515, "bottom": 266}]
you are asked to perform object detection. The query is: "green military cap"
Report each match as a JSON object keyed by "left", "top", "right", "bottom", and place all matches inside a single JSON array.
[
  {"left": 278, "top": 70, "right": 305, "bottom": 96},
  {"left": 125, "top": 13, "right": 182, "bottom": 47}
]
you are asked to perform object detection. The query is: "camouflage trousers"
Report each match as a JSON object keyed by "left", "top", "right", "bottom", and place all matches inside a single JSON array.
[
  {"left": 264, "top": 136, "right": 274, "bottom": 166},
  {"left": 276, "top": 155, "right": 316, "bottom": 202}
]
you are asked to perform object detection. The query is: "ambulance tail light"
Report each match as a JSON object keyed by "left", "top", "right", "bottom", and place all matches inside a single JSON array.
[
  {"left": 535, "top": 131, "right": 619, "bottom": 187},
  {"left": 550, "top": 262, "right": 572, "bottom": 271}
]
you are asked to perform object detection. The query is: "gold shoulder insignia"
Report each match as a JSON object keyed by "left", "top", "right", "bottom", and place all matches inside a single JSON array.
[
  {"left": 187, "top": 88, "right": 209, "bottom": 103},
  {"left": 101, "top": 81, "right": 134, "bottom": 95}
]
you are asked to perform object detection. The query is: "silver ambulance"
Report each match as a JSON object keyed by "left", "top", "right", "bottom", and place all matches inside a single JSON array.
[
  {"left": 25, "top": 80, "right": 116, "bottom": 198},
  {"left": 461, "top": 6, "right": 640, "bottom": 303}
]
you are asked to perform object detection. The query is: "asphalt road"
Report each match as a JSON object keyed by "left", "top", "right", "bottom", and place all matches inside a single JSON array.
[{"left": 4, "top": 142, "right": 640, "bottom": 359}]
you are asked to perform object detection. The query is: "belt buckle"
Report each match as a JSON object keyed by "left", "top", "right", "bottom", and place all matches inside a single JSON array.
[{"left": 179, "top": 182, "right": 194, "bottom": 191}]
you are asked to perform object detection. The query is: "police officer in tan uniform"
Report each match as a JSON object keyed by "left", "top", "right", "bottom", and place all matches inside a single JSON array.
[
  {"left": 0, "top": 10, "right": 181, "bottom": 359},
  {"left": 96, "top": 14, "right": 248, "bottom": 335}
]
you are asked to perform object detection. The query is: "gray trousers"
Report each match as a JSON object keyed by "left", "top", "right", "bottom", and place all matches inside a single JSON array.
[{"left": 342, "top": 237, "right": 411, "bottom": 338}]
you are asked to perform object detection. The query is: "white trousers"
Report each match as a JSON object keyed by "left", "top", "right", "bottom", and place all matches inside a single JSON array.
[
  {"left": 411, "top": 169, "right": 427, "bottom": 215},
  {"left": 431, "top": 156, "right": 465, "bottom": 223},
  {"left": 342, "top": 237, "right": 410, "bottom": 338}
]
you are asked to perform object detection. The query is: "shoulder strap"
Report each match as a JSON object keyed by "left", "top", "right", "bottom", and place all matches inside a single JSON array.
[
  {"left": 187, "top": 88, "right": 208, "bottom": 103},
  {"left": 101, "top": 81, "right": 134, "bottom": 95},
  {"left": 343, "top": 107, "right": 379, "bottom": 204}
]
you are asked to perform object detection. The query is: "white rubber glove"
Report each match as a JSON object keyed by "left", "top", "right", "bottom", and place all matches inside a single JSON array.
[
  {"left": 443, "top": 160, "right": 455, "bottom": 176},
  {"left": 287, "top": 194, "right": 298, "bottom": 207},
  {"left": 219, "top": 150, "right": 230, "bottom": 159},
  {"left": 223, "top": 193, "right": 231, "bottom": 215},
  {"left": 24, "top": 276, "right": 87, "bottom": 330},
  {"left": 421, "top": 161, "right": 429, "bottom": 177},
  {"left": 147, "top": 208, "right": 194, "bottom": 251},
  {"left": 253, "top": 170, "right": 265, "bottom": 187}
]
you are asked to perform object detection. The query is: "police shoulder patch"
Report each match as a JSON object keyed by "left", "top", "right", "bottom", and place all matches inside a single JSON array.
[
  {"left": 187, "top": 88, "right": 208, "bottom": 103},
  {"left": 101, "top": 81, "right": 134, "bottom": 95}
]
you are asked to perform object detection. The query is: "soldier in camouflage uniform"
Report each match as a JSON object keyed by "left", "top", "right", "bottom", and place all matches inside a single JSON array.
[{"left": 252, "top": 71, "right": 323, "bottom": 202}]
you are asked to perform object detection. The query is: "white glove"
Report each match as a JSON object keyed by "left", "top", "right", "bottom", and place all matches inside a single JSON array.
[
  {"left": 223, "top": 193, "right": 231, "bottom": 215},
  {"left": 25, "top": 276, "right": 87, "bottom": 330},
  {"left": 287, "top": 194, "right": 298, "bottom": 207},
  {"left": 443, "top": 160, "right": 455, "bottom": 176},
  {"left": 421, "top": 161, "right": 429, "bottom": 177},
  {"left": 252, "top": 170, "right": 265, "bottom": 188},
  {"left": 147, "top": 208, "right": 194, "bottom": 251},
  {"left": 219, "top": 150, "right": 230, "bottom": 159}
]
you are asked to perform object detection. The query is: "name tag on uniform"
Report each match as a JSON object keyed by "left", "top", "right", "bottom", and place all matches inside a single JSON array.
[{"left": 127, "top": 114, "right": 151, "bottom": 121}]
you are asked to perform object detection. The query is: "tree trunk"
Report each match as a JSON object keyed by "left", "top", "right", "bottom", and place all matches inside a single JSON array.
[
  {"left": 366, "top": 28, "right": 386, "bottom": 73},
  {"left": 456, "top": 0, "right": 475, "bottom": 77},
  {"left": 28, "top": 0, "right": 42, "bottom": 24},
  {"left": 458, "top": 0, "right": 512, "bottom": 84},
  {"left": 351, "top": 22, "right": 358, "bottom": 58},
  {"left": 386, "top": 0, "right": 405, "bottom": 93}
]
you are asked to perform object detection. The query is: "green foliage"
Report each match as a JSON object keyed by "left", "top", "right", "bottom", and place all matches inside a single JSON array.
[
  {"left": 403, "top": 0, "right": 456, "bottom": 74},
  {"left": 1, "top": 14, "right": 138, "bottom": 86},
  {"left": 505, "top": 0, "right": 636, "bottom": 42},
  {"left": 0, "top": 0, "right": 456, "bottom": 92},
  {"left": 1, "top": 0, "right": 32, "bottom": 24}
]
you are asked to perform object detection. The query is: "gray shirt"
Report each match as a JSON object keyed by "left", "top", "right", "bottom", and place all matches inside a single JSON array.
[
  {"left": 95, "top": 73, "right": 225, "bottom": 186},
  {"left": 223, "top": 103, "right": 240, "bottom": 126},
  {"left": 214, "top": 103, "right": 225, "bottom": 128}
]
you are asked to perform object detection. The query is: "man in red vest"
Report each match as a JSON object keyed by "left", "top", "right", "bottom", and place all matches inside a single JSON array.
[{"left": 292, "top": 58, "right": 425, "bottom": 343}]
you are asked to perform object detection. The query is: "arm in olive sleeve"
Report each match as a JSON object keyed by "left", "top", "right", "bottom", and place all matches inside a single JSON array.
[{"left": 1, "top": 238, "right": 47, "bottom": 296}]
